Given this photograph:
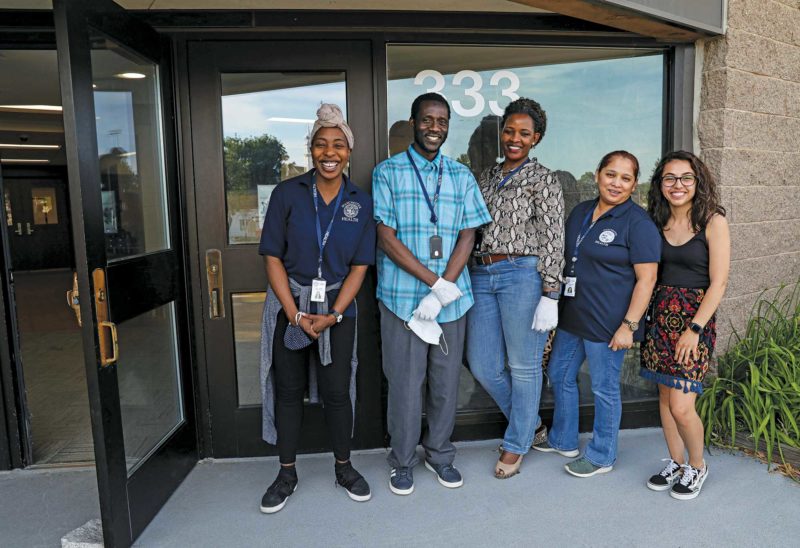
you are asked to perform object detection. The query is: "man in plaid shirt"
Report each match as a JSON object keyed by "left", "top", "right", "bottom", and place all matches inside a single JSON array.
[{"left": 373, "top": 93, "right": 491, "bottom": 496}]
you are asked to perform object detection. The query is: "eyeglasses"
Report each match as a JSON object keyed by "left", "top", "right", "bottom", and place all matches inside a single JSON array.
[{"left": 661, "top": 174, "right": 697, "bottom": 187}]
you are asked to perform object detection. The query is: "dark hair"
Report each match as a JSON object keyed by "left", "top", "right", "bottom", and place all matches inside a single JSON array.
[
  {"left": 596, "top": 150, "right": 640, "bottom": 180},
  {"left": 502, "top": 97, "right": 547, "bottom": 141},
  {"left": 647, "top": 150, "right": 726, "bottom": 232},
  {"left": 410, "top": 92, "right": 450, "bottom": 121}
]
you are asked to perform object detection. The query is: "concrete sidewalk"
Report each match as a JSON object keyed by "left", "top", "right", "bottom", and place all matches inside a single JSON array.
[
  {"left": 1, "top": 428, "right": 797, "bottom": 547},
  {"left": 136, "top": 428, "right": 798, "bottom": 547}
]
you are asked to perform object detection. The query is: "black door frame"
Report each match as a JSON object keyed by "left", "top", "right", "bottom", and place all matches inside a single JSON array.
[
  {"left": 54, "top": 0, "right": 197, "bottom": 545},
  {"left": 182, "top": 38, "right": 383, "bottom": 458}
]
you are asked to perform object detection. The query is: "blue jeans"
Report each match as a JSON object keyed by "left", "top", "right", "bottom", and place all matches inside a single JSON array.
[
  {"left": 547, "top": 328, "right": 627, "bottom": 467},
  {"left": 466, "top": 256, "right": 547, "bottom": 455}
]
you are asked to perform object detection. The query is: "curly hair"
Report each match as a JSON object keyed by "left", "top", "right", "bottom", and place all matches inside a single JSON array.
[
  {"left": 410, "top": 92, "right": 451, "bottom": 121},
  {"left": 502, "top": 97, "right": 547, "bottom": 141},
  {"left": 647, "top": 150, "right": 726, "bottom": 233},
  {"left": 597, "top": 150, "right": 640, "bottom": 180}
]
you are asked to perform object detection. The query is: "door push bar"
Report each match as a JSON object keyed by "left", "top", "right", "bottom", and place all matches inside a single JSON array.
[
  {"left": 93, "top": 268, "right": 118, "bottom": 367},
  {"left": 205, "top": 249, "right": 225, "bottom": 319}
]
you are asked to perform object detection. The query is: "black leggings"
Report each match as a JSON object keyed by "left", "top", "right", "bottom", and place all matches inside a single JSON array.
[{"left": 272, "top": 311, "right": 355, "bottom": 464}]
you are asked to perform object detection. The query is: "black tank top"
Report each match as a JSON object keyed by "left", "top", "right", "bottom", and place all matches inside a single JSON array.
[{"left": 659, "top": 229, "right": 710, "bottom": 289}]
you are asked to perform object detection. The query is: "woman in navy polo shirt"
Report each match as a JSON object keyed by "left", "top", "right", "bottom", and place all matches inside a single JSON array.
[
  {"left": 532, "top": 151, "right": 660, "bottom": 477},
  {"left": 257, "top": 104, "right": 376, "bottom": 513},
  {"left": 640, "top": 151, "right": 729, "bottom": 500}
]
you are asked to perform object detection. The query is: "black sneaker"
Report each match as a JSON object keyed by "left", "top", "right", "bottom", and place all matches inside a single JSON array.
[
  {"left": 670, "top": 462, "right": 708, "bottom": 500},
  {"left": 260, "top": 466, "right": 298, "bottom": 514},
  {"left": 647, "top": 458, "right": 682, "bottom": 491},
  {"left": 335, "top": 461, "right": 372, "bottom": 502}
]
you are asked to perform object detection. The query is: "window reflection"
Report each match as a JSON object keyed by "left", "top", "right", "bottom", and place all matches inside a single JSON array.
[
  {"left": 90, "top": 34, "right": 170, "bottom": 260},
  {"left": 220, "top": 73, "right": 346, "bottom": 245},
  {"left": 388, "top": 44, "right": 664, "bottom": 410}
]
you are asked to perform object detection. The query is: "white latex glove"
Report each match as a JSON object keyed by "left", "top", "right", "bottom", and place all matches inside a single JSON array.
[
  {"left": 431, "top": 277, "right": 463, "bottom": 307},
  {"left": 414, "top": 292, "right": 442, "bottom": 321},
  {"left": 532, "top": 296, "right": 559, "bottom": 332}
]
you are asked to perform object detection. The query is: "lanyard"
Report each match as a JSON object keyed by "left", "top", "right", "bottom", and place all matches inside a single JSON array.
[
  {"left": 406, "top": 150, "right": 444, "bottom": 228},
  {"left": 311, "top": 176, "right": 345, "bottom": 279},
  {"left": 497, "top": 158, "right": 529, "bottom": 190},
  {"left": 570, "top": 206, "right": 599, "bottom": 275}
]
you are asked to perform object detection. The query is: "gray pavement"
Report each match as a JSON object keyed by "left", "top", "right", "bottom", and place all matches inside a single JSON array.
[{"left": 1, "top": 428, "right": 798, "bottom": 547}]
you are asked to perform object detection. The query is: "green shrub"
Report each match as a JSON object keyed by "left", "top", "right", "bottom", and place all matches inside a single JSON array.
[{"left": 697, "top": 282, "right": 800, "bottom": 477}]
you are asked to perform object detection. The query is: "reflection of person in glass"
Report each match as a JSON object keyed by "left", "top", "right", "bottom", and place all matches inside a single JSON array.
[
  {"left": 533, "top": 151, "right": 660, "bottom": 478},
  {"left": 373, "top": 93, "right": 491, "bottom": 496},
  {"left": 640, "top": 151, "right": 729, "bottom": 500},
  {"left": 257, "top": 104, "right": 376, "bottom": 513},
  {"left": 467, "top": 98, "right": 564, "bottom": 479}
]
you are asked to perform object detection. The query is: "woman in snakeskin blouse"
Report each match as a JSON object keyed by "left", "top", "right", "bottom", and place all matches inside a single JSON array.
[{"left": 466, "top": 97, "right": 565, "bottom": 479}]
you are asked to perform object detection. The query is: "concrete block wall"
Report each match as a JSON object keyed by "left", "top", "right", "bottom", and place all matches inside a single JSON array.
[{"left": 698, "top": 0, "right": 800, "bottom": 349}]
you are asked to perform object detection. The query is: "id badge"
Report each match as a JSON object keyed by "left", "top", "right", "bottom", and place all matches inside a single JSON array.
[
  {"left": 564, "top": 276, "right": 577, "bottom": 298},
  {"left": 430, "top": 235, "right": 443, "bottom": 259},
  {"left": 311, "top": 278, "right": 327, "bottom": 302}
]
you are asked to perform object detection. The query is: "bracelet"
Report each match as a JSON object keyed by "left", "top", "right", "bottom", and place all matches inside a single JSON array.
[{"left": 294, "top": 311, "right": 306, "bottom": 326}]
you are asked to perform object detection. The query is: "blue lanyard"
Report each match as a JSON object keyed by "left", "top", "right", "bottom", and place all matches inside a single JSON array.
[
  {"left": 406, "top": 150, "right": 444, "bottom": 227},
  {"left": 570, "top": 205, "right": 599, "bottom": 275},
  {"left": 311, "top": 175, "right": 345, "bottom": 279},
  {"left": 497, "top": 158, "right": 529, "bottom": 190}
]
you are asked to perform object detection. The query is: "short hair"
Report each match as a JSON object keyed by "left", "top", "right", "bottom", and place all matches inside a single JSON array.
[
  {"left": 596, "top": 150, "right": 640, "bottom": 180},
  {"left": 502, "top": 97, "right": 547, "bottom": 141},
  {"left": 410, "top": 92, "right": 451, "bottom": 121}
]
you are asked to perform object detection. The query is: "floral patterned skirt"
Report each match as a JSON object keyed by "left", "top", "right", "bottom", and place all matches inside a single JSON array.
[{"left": 640, "top": 285, "right": 716, "bottom": 394}]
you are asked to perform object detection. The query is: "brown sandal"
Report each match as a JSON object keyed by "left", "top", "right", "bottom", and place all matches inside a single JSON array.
[{"left": 495, "top": 452, "right": 523, "bottom": 479}]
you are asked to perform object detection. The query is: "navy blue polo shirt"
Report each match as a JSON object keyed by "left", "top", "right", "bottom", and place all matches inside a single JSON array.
[
  {"left": 259, "top": 170, "right": 376, "bottom": 317},
  {"left": 559, "top": 198, "right": 661, "bottom": 343}
]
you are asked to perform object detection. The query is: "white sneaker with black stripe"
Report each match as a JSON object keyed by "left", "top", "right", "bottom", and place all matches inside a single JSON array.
[
  {"left": 647, "top": 458, "right": 682, "bottom": 491},
  {"left": 670, "top": 462, "right": 708, "bottom": 500}
]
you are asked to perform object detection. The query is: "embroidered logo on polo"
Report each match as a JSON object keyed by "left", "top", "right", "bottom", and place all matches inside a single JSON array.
[
  {"left": 342, "top": 201, "right": 361, "bottom": 222},
  {"left": 597, "top": 229, "right": 617, "bottom": 245}
]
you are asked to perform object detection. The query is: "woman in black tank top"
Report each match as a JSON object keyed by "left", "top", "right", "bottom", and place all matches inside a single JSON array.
[{"left": 640, "top": 151, "right": 730, "bottom": 500}]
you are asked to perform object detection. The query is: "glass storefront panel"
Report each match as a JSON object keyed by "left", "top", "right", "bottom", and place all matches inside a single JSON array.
[
  {"left": 116, "top": 301, "right": 184, "bottom": 475},
  {"left": 90, "top": 34, "right": 171, "bottom": 261},
  {"left": 232, "top": 292, "right": 266, "bottom": 407},
  {"left": 388, "top": 44, "right": 664, "bottom": 410},
  {"left": 220, "top": 73, "right": 346, "bottom": 245}
]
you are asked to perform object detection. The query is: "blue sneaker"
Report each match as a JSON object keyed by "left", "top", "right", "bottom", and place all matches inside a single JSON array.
[
  {"left": 424, "top": 460, "right": 463, "bottom": 488},
  {"left": 389, "top": 467, "right": 414, "bottom": 495}
]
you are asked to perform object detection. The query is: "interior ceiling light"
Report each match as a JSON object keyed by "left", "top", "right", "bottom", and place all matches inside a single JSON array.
[
  {"left": 0, "top": 143, "right": 60, "bottom": 150},
  {"left": 0, "top": 104, "right": 62, "bottom": 113},
  {"left": 115, "top": 72, "right": 146, "bottom": 79},
  {"left": 0, "top": 158, "right": 50, "bottom": 164}
]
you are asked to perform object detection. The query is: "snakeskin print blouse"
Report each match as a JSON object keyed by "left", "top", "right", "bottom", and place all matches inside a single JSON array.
[{"left": 475, "top": 158, "right": 565, "bottom": 288}]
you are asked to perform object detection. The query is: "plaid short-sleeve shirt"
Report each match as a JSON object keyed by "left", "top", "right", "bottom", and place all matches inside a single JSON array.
[{"left": 373, "top": 145, "right": 491, "bottom": 323}]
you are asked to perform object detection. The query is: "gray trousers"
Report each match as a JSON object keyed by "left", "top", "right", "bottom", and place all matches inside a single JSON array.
[{"left": 379, "top": 302, "right": 466, "bottom": 468}]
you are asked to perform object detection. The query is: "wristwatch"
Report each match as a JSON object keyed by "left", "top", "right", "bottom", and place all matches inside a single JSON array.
[
  {"left": 622, "top": 318, "right": 639, "bottom": 331},
  {"left": 542, "top": 290, "right": 560, "bottom": 301},
  {"left": 329, "top": 308, "right": 343, "bottom": 324},
  {"left": 689, "top": 322, "right": 703, "bottom": 334}
]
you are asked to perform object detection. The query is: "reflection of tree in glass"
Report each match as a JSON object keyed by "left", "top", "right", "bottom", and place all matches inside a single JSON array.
[
  {"left": 224, "top": 134, "right": 287, "bottom": 190},
  {"left": 466, "top": 115, "right": 501, "bottom": 181}
]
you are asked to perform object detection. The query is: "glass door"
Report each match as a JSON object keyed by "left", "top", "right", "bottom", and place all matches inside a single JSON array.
[
  {"left": 186, "top": 40, "right": 383, "bottom": 457},
  {"left": 54, "top": 1, "right": 196, "bottom": 546}
]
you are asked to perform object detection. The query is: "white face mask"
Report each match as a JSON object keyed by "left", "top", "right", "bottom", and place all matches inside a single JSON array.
[{"left": 406, "top": 316, "right": 448, "bottom": 355}]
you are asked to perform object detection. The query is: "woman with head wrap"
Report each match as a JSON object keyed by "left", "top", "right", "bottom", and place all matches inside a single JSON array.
[{"left": 257, "top": 104, "right": 376, "bottom": 513}]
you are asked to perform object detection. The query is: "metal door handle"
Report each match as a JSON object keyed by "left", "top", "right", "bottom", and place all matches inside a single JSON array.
[
  {"left": 66, "top": 272, "right": 82, "bottom": 327},
  {"left": 93, "top": 268, "right": 118, "bottom": 367},
  {"left": 205, "top": 249, "right": 225, "bottom": 319},
  {"left": 25, "top": 222, "right": 33, "bottom": 235},
  {"left": 99, "top": 320, "right": 119, "bottom": 366},
  {"left": 15, "top": 222, "right": 22, "bottom": 235}
]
